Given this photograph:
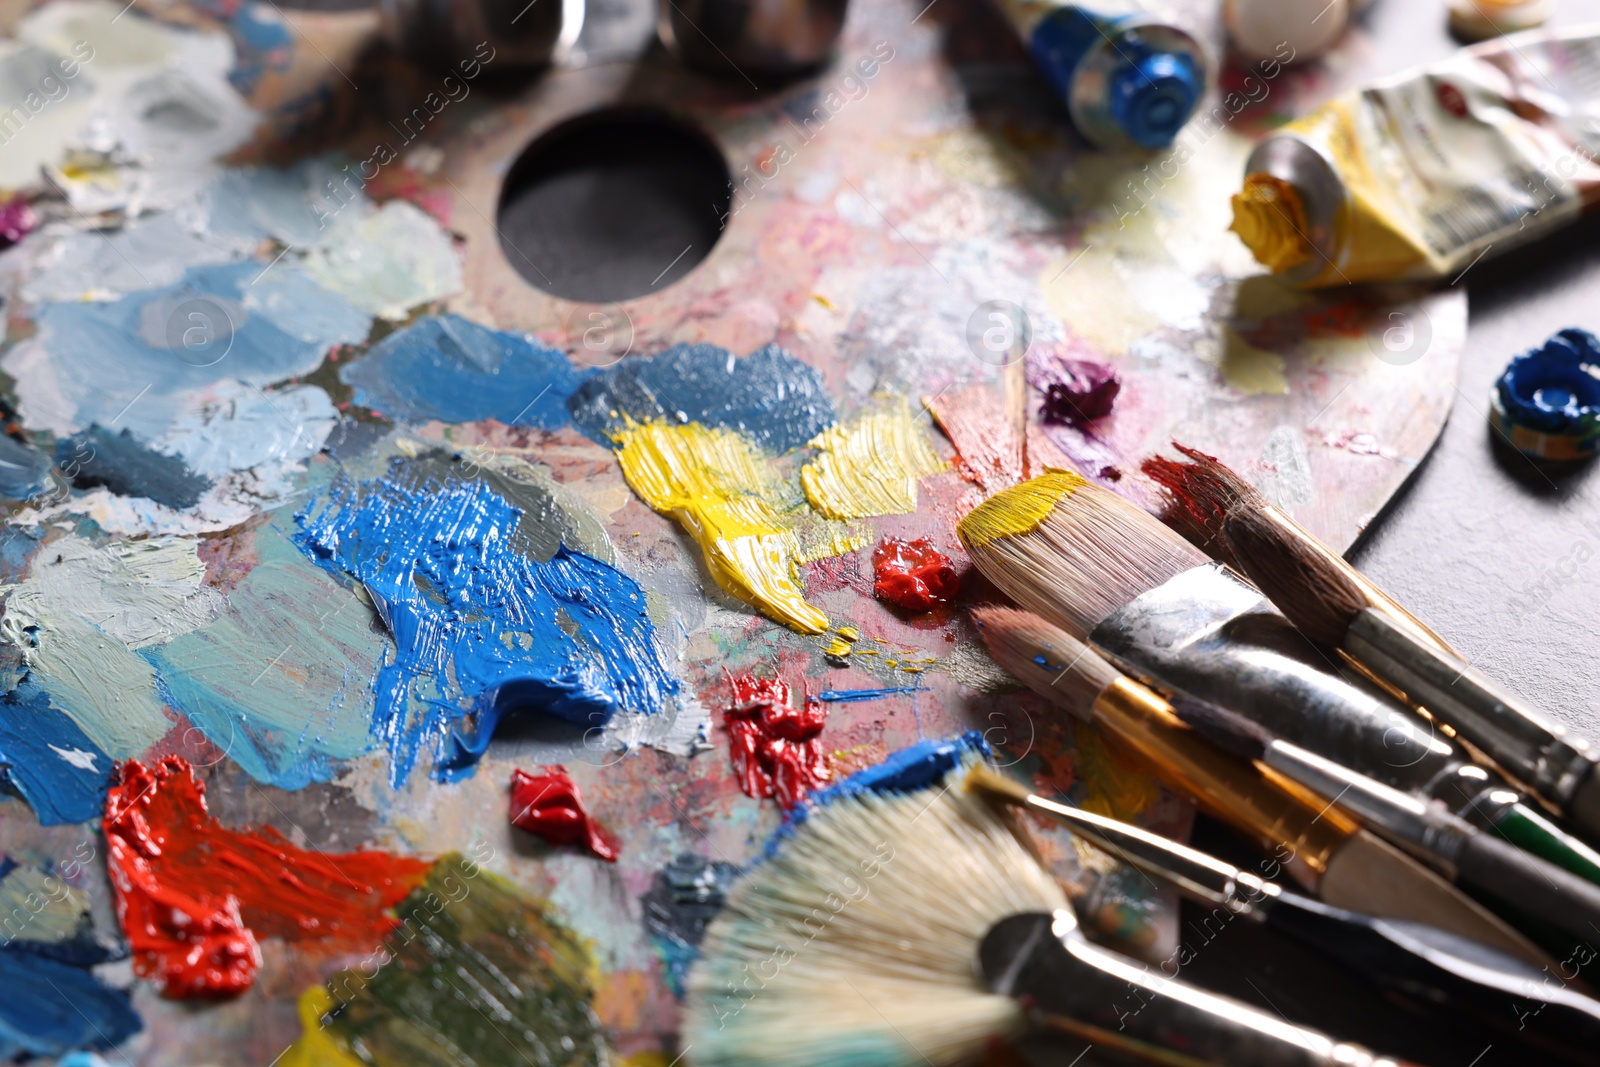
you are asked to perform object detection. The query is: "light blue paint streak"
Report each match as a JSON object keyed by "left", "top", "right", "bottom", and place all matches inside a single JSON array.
[
  {"left": 294, "top": 471, "right": 678, "bottom": 785},
  {"left": 29, "top": 260, "right": 368, "bottom": 440},
  {"left": 142, "top": 520, "right": 386, "bottom": 791},
  {"left": 339, "top": 314, "right": 590, "bottom": 428}
]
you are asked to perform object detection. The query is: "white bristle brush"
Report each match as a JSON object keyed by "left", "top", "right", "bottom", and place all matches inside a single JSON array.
[{"left": 682, "top": 747, "right": 1415, "bottom": 1067}]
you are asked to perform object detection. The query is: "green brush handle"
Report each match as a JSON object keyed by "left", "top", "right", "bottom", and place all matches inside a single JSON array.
[{"left": 1471, "top": 799, "right": 1600, "bottom": 885}]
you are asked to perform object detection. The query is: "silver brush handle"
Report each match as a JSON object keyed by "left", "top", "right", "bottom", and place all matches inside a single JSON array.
[
  {"left": 979, "top": 912, "right": 1413, "bottom": 1067},
  {"left": 1089, "top": 564, "right": 1496, "bottom": 807},
  {"left": 1345, "top": 609, "right": 1600, "bottom": 827}
]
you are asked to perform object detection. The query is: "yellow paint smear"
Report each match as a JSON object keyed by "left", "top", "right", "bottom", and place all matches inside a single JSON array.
[
  {"left": 1219, "top": 327, "right": 1289, "bottom": 396},
  {"left": 1075, "top": 720, "right": 1161, "bottom": 821},
  {"left": 614, "top": 419, "right": 828, "bottom": 634},
  {"left": 822, "top": 636, "right": 852, "bottom": 658},
  {"left": 837, "top": 626, "right": 860, "bottom": 642},
  {"left": 279, "top": 986, "right": 365, "bottom": 1067},
  {"left": 801, "top": 405, "right": 946, "bottom": 521},
  {"left": 956, "top": 468, "right": 1087, "bottom": 549}
]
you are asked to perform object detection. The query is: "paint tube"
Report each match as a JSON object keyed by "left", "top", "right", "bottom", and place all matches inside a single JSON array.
[
  {"left": 989, "top": 0, "right": 1207, "bottom": 150},
  {"left": 1222, "top": 0, "right": 1376, "bottom": 64},
  {"left": 1231, "top": 25, "right": 1600, "bottom": 288}
]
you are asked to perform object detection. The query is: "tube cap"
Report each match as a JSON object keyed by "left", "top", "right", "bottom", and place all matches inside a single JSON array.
[
  {"left": 1108, "top": 51, "right": 1202, "bottom": 150},
  {"left": 1490, "top": 328, "right": 1600, "bottom": 461}
]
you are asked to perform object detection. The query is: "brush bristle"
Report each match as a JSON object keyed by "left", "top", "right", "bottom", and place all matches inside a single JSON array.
[
  {"left": 683, "top": 757, "right": 1068, "bottom": 1067},
  {"left": 1222, "top": 506, "right": 1371, "bottom": 646},
  {"left": 971, "top": 607, "right": 1119, "bottom": 720},
  {"left": 1140, "top": 443, "right": 1264, "bottom": 565},
  {"left": 958, "top": 472, "right": 1208, "bottom": 636}
]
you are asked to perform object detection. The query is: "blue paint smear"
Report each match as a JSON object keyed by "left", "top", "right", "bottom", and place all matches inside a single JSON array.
[
  {"left": 0, "top": 945, "right": 141, "bottom": 1060},
  {"left": 33, "top": 260, "right": 369, "bottom": 441},
  {"left": 568, "top": 342, "right": 837, "bottom": 453},
  {"left": 809, "top": 686, "right": 925, "bottom": 704},
  {"left": 294, "top": 470, "right": 679, "bottom": 785},
  {"left": 57, "top": 425, "right": 211, "bottom": 509},
  {"left": 0, "top": 434, "right": 55, "bottom": 502},
  {"left": 339, "top": 314, "right": 591, "bottom": 428},
  {"left": 0, "top": 684, "right": 112, "bottom": 826},
  {"left": 766, "top": 732, "right": 990, "bottom": 857},
  {"left": 805, "top": 731, "right": 990, "bottom": 808}
]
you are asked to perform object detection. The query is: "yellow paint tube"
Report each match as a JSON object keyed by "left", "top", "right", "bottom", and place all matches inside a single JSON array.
[
  {"left": 613, "top": 419, "right": 829, "bottom": 635},
  {"left": 1231, "top": 25, "right": 1600, "bottom": 287}
]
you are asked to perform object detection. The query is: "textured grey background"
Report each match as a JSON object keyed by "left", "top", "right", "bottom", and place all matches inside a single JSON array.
[{"left": 1350, "top": 0, "right": 1600, "bottom": 737}]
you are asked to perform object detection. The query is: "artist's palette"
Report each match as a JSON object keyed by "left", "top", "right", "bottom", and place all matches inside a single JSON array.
[{"left": 0, "top": 0, "right": 1460, "bottom": 1062}]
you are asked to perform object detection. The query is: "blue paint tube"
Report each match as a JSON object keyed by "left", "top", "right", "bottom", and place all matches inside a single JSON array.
[{"left": 993, "top": 1, "right": 1207, "bottom": 150}]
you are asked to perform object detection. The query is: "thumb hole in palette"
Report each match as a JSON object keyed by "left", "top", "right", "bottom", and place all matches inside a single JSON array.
[{"left": 495, "top": 106, "right": 733, "bottom": 302}]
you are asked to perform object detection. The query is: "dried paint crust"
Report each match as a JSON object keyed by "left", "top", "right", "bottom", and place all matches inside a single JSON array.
[{"left": 311, "top": 853, "right": 607, "bottom": 1067}]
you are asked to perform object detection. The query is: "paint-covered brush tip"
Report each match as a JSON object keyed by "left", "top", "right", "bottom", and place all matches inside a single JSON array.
[
  {"left": 971, "top": 606, "right": 1119, "bottom": 719},
  {"left": 1140, "top": 442, "right": 1262, "bottom": 562},
  {"left": 960, "top": 471, "right": 1208, "bottom": 637},
  {"left": 956, "top": 469, "right": 1087, "bottom": 550}
]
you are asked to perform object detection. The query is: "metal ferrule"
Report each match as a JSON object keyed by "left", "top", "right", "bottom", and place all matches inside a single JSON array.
[
  {"left": 1261, "top": 740, "right": 1474, "bottom": 877},
  {"left": 1092, "top": 676, "right": 1356, "bottom": 893},
  {"left": 1345, "top": 607, "right": 1599, "bottom": 814},
  {"left": 980, "top": 911, "right": 1405, "bottom": 1067},
  {"left": 1012, "top": 787, "right": 1281, "bottom": 920},
  {"left": 1088, "top": 564, "right": 1503, "bottom": 806}
]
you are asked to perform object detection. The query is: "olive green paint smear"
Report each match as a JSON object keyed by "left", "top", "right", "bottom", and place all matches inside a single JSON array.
[{"left": 319, "top": 853, "right": 605, "bottom": 1067}]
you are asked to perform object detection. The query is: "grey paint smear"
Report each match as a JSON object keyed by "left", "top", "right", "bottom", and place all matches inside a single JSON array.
[
  {"left": 2, "top": 534, "right": 223, "bottom": 651},
  {"left": 57, "top": 424, "right": 212, "bottom": 509},
  {"left": 0, "top": 534, "right": 221, "bottom": 757},
  {"left": 1256, "top": 424, "right": 1315, "bottom": 510}
]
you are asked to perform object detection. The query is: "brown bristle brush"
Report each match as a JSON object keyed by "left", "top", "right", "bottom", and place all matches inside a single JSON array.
[
  {"left": 1220, "top": 487, "right": 1600, "bottom": 845},
  {"left": 1140, "top": 442, "right": 1450, "bottom": 651}
]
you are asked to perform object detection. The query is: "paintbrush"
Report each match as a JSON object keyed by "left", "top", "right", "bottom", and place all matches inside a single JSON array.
[
  {"left": 1141, "top": 442, "right": 1452, "bottom": 652},
  {"left": 683, "top": 734, "right": 1419, "bottom": 1067},
  {"left": 971, "top": 605, "right": 1548, "bottom": 965},
  {"left": 962, "top": 762, "right": 1600, "bottom": 1063},
  {"left": 1223, "top": 504, "right": 1600, "bottom": 847},
  {"left": 1151, "top": 682, "right": 1600, "bottom": 957},
  {"left": 955, "top": 469, "right": 1600, "bottom": 899}
]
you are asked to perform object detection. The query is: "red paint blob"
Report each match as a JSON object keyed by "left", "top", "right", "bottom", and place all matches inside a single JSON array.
[
  {"left": 872, "top": 537, "right": 960, "bottom": 613},
  {"left": 104, "top": 757, "right": 431, "bottom": 999},
  {"left": 509, "top": 766, "right": 620, "bottom": 862},
  {"left": 724, "top": 676, "right": 830, "bottom": 809}
]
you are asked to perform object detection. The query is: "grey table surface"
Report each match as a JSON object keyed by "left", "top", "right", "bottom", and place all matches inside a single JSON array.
[
  {"left": 1350, "top": 0, "right": 1600, "bottom": 739},
  {"left": 1180, "top": 6, "right": 1600, "bottom": 1064}
]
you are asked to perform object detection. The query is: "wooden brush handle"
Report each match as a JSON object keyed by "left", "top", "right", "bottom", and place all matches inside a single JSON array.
[
  {"left": 1092, "top": 678, "right": 1358, "bottom": 894},
  {"left": 1259, "top": 505, "right": 1455, "bottom": 656}
]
